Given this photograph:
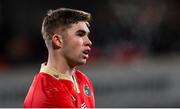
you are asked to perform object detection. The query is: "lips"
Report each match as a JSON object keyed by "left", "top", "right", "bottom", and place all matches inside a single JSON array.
[
  {"left": 82, "top": 49, "right": 91, "bottom": 58},
  {"left": 83, "top": 49, "right": 90, "bottom": 55}
]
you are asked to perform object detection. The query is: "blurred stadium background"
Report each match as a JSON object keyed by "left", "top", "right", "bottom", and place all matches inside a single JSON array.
[{"left": 0, "top": 0, "right": 180, "bottom": 107}]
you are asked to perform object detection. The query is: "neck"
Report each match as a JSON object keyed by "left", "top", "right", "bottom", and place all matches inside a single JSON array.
[{"left": 46, "top": 52, "right": 75, "bottom": 76}]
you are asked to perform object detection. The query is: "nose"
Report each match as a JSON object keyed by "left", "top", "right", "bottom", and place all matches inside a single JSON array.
[{"left": 84, "top": 36, "right": 92, "bottom": 46}]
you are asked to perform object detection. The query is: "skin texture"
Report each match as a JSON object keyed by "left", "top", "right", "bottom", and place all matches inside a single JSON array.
[
  {"left": 61, "top": 22, "right": 92, "bottom": 65},
  {"left": 46, "top": 21, "right": 92, "bottom": 75}
]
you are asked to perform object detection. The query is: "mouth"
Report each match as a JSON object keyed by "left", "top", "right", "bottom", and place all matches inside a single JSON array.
[
  {"left": 82, "top": 49, "right": 90, "bottom": 58},
  {"left": 83, "top": 49, "right": 90, "bottom": 55}
]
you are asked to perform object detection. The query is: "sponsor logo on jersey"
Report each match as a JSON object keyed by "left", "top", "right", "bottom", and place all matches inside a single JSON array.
[{"left": 83, "top": 85, "right": 91, "bottom": 96}]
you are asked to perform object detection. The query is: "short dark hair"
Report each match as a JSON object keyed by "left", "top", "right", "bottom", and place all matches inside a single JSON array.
[{"left": 41, "top": 8, "right": 91, "bottom": 40}]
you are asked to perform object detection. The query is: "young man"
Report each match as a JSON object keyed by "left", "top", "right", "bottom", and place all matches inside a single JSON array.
[{"left": 23, "top": 8, "right": 95, "bottom": 108}]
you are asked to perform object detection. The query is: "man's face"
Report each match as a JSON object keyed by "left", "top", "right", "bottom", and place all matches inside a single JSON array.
[{"left": 61, "top": 21, "right": 92, "bottom": 67}]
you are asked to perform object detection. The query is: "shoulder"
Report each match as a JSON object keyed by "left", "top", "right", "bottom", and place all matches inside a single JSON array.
[
  {"left": 75, "top": 70, "right": 93, "bottom": 86},
  {"left": 75, "top": 70, "right": 95, "bottom": 97},
  {"left": 34, "top": 72, "right": 53, "bottom": 80},
  {"left": 24, "top": 72, "right": 75, "bottom": 107},
  {"left": 33, "top": 72, "right": 55, "bottom": 84},
  {"left": 31, "top": 72, "right": 68, "bottom": 98},
  {"left": 75, "top": 70, "right": 90, "bottom": 81},
  {"left": 31, "top": 72, "right": 62, "bottom": 90}
]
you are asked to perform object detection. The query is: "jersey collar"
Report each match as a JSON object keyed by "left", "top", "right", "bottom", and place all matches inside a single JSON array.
[{"left": 40, "top": 63, "right": 80, "bottom": 93}]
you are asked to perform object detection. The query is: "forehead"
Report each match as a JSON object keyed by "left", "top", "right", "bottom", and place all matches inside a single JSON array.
[{"left": 67, "top": 21, "right": 90, "bottom": 33}]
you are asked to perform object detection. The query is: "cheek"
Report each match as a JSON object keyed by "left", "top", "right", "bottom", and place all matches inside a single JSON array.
[
  {"left": 65, "top": 38, "right": 83, "bottom": 53},
  {"left": 72, "top": 37, "right": 83, "bottom": 46}
]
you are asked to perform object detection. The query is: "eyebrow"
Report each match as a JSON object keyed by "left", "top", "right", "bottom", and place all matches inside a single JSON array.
[{"left": 76, "top": 29, "right": 90, "bottom": 36}]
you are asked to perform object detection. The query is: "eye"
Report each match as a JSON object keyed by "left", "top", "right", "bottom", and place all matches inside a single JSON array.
[
  {"left": 77, "top": 32, "right": 85, "bottom": 37},
  {"left": 76, "top": 30, "right": 90, "bottom": 37}
]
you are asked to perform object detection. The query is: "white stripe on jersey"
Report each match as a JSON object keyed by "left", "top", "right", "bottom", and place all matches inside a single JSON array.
[{"left": 81, "top": 102, "right": 87, "bottom": 109}]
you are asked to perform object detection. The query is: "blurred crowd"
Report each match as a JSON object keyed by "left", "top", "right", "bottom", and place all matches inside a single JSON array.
[{"left": 0, "top": 0, "right": 180, "bottom": 70}]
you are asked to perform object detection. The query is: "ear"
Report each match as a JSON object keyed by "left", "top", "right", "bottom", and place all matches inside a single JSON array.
[{"left": 51, "top": 34, "right": 63, "bottom": 49}]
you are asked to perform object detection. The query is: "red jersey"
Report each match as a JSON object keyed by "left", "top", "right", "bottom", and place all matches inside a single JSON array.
[{"left": 23, "top": 64, "right": 95, "bottom": 108}]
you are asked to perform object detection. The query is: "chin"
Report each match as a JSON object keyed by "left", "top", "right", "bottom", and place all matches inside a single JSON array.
[{"left": 78, "top": 59, "right": 87, "bottom": 65}]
